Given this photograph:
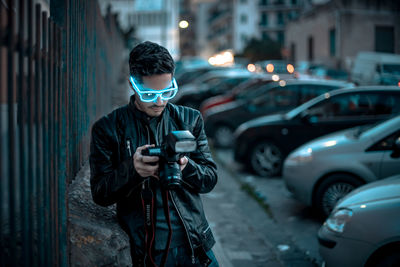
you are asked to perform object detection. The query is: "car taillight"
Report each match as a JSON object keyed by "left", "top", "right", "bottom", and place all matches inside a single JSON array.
[{"left": 398, "top": 80, "right": 400, "bottom": 87}]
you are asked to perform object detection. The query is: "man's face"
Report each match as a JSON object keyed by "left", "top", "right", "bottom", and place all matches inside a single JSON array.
[{"left": 131, "top": 73, "right": 173, "bottom": 117}]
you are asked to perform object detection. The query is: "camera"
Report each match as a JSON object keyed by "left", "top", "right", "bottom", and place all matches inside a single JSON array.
[{"left": 141, "top": 130, "right": 197, "bottom": 189}]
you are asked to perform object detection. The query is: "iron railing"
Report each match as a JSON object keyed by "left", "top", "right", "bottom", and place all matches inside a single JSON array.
[{"left": 0, "top": 0, "right": 127, "bottom": 265}]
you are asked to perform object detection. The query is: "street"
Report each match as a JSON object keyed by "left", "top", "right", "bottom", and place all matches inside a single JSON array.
[{"left": 203, "top": 148, "right": 323, "bottom": 267}]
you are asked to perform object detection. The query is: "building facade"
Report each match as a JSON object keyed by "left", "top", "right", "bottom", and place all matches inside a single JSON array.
[
  {"left": 285, "top": 0, "right": 400, "bottom": 70},
  {"left": 195, "top": 0, "right": 302, "bottom": 59},
  {"left": 98, "top": 0, "right": 180, "bottom": 59}
]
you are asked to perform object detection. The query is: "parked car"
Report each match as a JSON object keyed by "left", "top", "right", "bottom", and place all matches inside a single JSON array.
[
  {"left": 351, "top": 51, "right": 400, "bottom": 86},
  {"left": 199, "top": 75, "right": 275, "bottom": 115},
  {"left": 283, "top": 115, "right": 400, "bottom": 216},
  {"left": 173, "top": 69, "right": 254, "bottom": 109},
  {"left": 175, "top": 66, "right": 218, "bottom": 86},
  {"left": 318, "top": 174, "right": 400, "bottom": 266},
  {"left": 233, "top": 86, "right": 400, "bottom": 177},
  {"left": 204, "top": 79, "right": 353, "bottom": 147}
]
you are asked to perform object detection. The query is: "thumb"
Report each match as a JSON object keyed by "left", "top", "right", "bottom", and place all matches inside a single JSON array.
[{"left": 179, "top": 156, "right": 188, "bottom": 164}]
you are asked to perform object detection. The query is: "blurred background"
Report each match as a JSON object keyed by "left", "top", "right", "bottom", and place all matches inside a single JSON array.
[{"left": 1, "top": 0, "right": 400, "bottom": 266}]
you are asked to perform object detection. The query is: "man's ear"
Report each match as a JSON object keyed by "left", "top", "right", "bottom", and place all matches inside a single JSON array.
[{"left": 127, "top": 76, "right": 134, "bottom": 91}]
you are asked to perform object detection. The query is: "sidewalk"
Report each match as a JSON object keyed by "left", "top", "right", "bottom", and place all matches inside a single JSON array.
[
  {"left": 211, "top": 149, "right": 321, "bottom": 266},
  {"left": 203, "top": 149, "right": 318, "bottom": 267}
]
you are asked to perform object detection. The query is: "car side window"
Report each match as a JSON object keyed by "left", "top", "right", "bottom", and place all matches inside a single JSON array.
[
  {"left": 306, "top": 92, "right": 390, "bottom": 119},
  {"left": 299, "top": 85, "right": 336, "bottom": 104},
  {"left": 367, "top": 131, "right": 400, "bottom": 152},
  {"left": 252, "top": 85, "right": 298, "bottom": 107},
  {"left": 373, "top": 93, "right": 400, "bottom": 115}
]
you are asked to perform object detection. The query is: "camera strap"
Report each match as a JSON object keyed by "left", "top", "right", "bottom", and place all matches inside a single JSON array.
[
  {"left": 140, "top": 182, "right": 173, "bottom": 267},
  {"left": 141, "top": 180, "right": 157, "bottom": 267},
  {"left": 160, "top": 190, "right": 173, "bottom": 267}
]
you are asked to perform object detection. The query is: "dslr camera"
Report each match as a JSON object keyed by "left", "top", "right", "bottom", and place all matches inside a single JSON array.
[{"left": 142, "top": 130, "right": 197, "bottom": 189}]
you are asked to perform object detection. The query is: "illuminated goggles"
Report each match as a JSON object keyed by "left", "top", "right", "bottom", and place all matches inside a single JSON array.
[{"left": 129, "top": 76, "right": 178, "bottom": 102}]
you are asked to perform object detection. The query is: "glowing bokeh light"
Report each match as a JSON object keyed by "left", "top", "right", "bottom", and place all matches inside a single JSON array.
[
  {"left": 287, "top": 64, "right": 295, "bottom": 73},
  {"left": 272, "top": 74, "right": 280, "bottom": 81},
  {"left": 179, "top": 20, "right": 189, "bottom": 29},
  {"left": 247, "top": 64, "right": 256, "bottom": 72},
  {"left": 266, "top": 64, "right": 274, "bottom": 73}
]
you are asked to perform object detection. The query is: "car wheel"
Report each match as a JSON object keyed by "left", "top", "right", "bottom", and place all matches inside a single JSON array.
[
  {"left": 366, "top": 245, "right": 400, "bottom": 267},
  {"left": 214, "top": 125, "right": 234, "bottom": 148},
  {"left": 314, "top": 174, "right": 363, "bottom": 217},
  {"left": 250, "top": 142, "right": 283, "bottom": 177}
]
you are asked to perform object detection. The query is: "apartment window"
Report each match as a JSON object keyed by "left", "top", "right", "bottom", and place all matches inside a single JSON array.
[
  {"left": 277, "top": 31, "right": 284, "bottom": 45},
  {"left": 260, "top": 0, "right": 268, "bottom": 6},
  {"left": 241, "top": 34, "right": 248, "bottom": 42},
  {"left": 291, "top": 0, "right": 297, "bottom": 4},
  {"left": 375, "top": 26, "right": 394, "bottom": 53},
  {"left": 308, "top": 36, "right": 314, "bottom": 61},
  {"left": 277, "top": 12, "right": 284, "bottom": 25},
  {"left": 262, "top": 32, "right": 270, "bottom": 40},
  {"left": 240, "top": 14, "right": 248, "bottom": 24},
  {"left": 329, "top": 28, "right": 336, "bottom": 56},
  {"left": 290, "top": 43, "right": 296, "bottom": 62},
  {"left": 240, "top": 0, "right": 247, "bottom": 3},
  {"left": 260, "top": 13, "right": 268, "bottom": 26}
]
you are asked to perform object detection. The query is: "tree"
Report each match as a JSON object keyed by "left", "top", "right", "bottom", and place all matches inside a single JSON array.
[{"left": 241, "top": 37, "right": 283, "bottom": 62}]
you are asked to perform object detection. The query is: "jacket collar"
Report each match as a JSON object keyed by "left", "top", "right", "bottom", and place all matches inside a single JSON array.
[{"left": 128, "top": 95, "right": 167, "bottom": 124}]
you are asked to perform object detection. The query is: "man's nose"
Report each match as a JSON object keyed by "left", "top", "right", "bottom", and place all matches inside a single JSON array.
[{"left": 155, "top": 96, "right": 164, "bottom": 105}]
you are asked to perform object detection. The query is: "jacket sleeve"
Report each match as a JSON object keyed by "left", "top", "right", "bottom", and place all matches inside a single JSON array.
[
  {"left": 89, "top": 118, "right": 142, "bottom": 206},
  {"left": 181, "top": 112, "right": 218, "bottom": 193}
]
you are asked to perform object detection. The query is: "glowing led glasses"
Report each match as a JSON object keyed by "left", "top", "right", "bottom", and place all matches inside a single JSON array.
[{"left": 129, "top": 76, "right": 178, "bottom": 102}]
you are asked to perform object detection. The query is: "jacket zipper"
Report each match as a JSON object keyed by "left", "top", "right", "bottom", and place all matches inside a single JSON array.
[
  {"left": 126, "top": 139, "right": 132, "bottom": 157},
  {"left": 169, "top": 191, "right": 196, "bottom": 264},
  {"left": 151, "top": 121, "right": 196, "bottom": 263},
  {"left": 154, "top": 120, "right": 196, "bottom": 263}
]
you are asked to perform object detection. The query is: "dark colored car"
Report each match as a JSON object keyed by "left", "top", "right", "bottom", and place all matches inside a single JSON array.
[
  {"left": 233, "top": 86, "right": 400, "bottom": 177},
  {"left": 175, "top": 66, "right": 223, "bottom": 86},
  {"left": 199, "top": 74, "right": 276, "bottom": 114},
  {"left": 173, "top": 70, "right": 254, "bottom": 109},
  {"left": 204, "top": 79, "right": 353, "bottom": 147}
]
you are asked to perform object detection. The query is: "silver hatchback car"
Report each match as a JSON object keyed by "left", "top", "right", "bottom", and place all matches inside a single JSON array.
[
  {"left": 318, "top": 175, "right": 400, "bottom": 266},
  {"left": 283, "top": 116, "right": 400, "bottom": 217}
]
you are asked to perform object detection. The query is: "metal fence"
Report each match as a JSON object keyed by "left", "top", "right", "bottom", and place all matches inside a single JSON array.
[{"left": 0, "top": 0, "right": 127, "bottom": 265}]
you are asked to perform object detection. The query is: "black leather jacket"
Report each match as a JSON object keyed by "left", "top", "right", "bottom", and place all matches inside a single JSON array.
[{"left": 89, "top": 97, "right": 218, "bottom": 256}]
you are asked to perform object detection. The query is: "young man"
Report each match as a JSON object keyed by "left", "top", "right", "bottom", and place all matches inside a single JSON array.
[{"left": 89, "top": 41, "right": 219, "bottom": 267}]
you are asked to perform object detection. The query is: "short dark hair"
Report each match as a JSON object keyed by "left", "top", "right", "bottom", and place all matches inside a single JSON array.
[{"left": 129, "top": 41, "right": 175, "bottom": 82}]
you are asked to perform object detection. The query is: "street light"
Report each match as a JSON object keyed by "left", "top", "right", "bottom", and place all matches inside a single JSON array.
[{"left": 179, "top": 20, "right": 189, "bottom": 29}]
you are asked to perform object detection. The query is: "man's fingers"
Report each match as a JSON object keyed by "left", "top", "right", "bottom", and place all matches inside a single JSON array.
[
  {"left": 142, "top": 155, "right": 159, "bottom": 163},
  {"left": 136, "top": 144, "right": 155, "bottom": 153}
]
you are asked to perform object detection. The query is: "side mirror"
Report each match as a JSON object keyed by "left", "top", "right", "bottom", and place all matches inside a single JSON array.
[{"left": 301, "top": 113, "right": 318, "bottom": 124}]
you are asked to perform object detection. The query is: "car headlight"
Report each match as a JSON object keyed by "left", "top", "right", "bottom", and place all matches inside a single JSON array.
[
  {"left": 325, "top": 208, "right": 353, "bottom": 233},
  {"left": 287, "top": 147, "right": 313, "bottom": 164}
]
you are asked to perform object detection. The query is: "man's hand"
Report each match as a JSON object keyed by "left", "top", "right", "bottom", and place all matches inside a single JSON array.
[
  {"left": 178, "top": 156, "right": 188, "bottom": 171},
  {"left": 134, "top": 144, "right": 159, "bottom": 178}
]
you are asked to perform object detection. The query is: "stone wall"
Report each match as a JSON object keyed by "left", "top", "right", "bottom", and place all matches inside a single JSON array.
[{"left": 68, "top": 162, "right": 131, "bottom": 266}]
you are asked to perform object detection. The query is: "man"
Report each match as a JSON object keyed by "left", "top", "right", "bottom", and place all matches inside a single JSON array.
[{"left": 89, "top": 41, "right": 219, "bottom": 267}]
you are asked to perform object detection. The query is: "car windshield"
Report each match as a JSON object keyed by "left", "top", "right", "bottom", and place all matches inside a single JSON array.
[
  {"left": 382, "top": 64, "right": 400, "bottom": 75},
  {"left": 284, "top": 92, "right": 329, "bottom": 119}
]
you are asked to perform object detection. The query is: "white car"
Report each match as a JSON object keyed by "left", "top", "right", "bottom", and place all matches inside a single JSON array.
[
  {"left": 283, "top": 116, "right": 400, "bottom": 217},
  {"left": 318, "top": 175, "right": 400, "bottom": 266}
]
